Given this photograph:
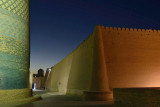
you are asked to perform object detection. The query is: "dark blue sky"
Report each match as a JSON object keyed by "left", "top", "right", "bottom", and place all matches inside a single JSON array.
[{"left": 30, "top": 0, "right": 160, "bottom": 71}]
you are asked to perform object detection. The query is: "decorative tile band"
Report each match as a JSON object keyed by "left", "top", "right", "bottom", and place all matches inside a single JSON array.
[
  {"left": 0, "top": 0, "right": 29, "bottom": 21},
  {"left": 0, "top": 0, "right": 29, "bottom": 89}
]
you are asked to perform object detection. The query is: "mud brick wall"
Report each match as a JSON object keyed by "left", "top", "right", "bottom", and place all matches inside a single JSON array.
[
  {"left": 113, "top": 88, "right": 160, "bottom": 107},
  {"left": 102, "top": 27, "right": 160, "bottom": 88},
  {"left": 45, "top": 25, "right": 160, "bottom": 96}
]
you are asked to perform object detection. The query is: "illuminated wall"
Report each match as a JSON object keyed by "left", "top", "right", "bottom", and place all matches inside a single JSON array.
[
  {"left": 102, "top": 27, "right": 160, "bottom": 88},
  {"left": 0, "top": 0, "right": 29, "bottom": 89},
  {"left": 45, "top": 25, "right": 160, "bottom": 95},
  {"left": 45, "top": 34, "right": 95, "bottom": 95}
]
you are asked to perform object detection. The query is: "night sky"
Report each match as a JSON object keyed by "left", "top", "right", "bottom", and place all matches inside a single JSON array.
[{"left": 30, "top": 0, "right": 160, "bottom": 71}]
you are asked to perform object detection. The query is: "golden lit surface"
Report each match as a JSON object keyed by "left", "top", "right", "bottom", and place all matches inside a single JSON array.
[
  {"left": 113, "top": 88, "right": 160, "bottom": 106},
  {"left": 45, "top": 25, "right": 160, "bottom": 102},
  {"left": 0, "top": 89, "right": 41, "bottom": 104}
]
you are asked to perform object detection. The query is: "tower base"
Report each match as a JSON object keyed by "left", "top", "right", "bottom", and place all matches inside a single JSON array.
[
  {"left": 83, "top": 91, "right": 113, "bottom": 101},
  {"left": 0, "top": 88, "right": 41, "bottom": 104}
]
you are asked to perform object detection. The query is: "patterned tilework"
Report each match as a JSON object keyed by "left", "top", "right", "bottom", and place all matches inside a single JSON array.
[
  {"left": 0, "top": 0, "right": 29, "bottom": 21},
  {"left": 0, "top": 1, "right": 29, "bottom": 42},
  {"left": 0, "top": 0, "right": 29, "bottom": 89}
]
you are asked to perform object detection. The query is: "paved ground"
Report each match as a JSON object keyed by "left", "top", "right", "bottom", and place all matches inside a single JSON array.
[
  {"left": 1, "top": 90, "right": 114, "bottom": 107},
  {"left": 21, "top": 90, "right": 113, "bottom": 107}
]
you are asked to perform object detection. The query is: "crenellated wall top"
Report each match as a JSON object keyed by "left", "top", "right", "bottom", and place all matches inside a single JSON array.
[{"left": 99, "top": 25, "right": 160, "bottom": 33}]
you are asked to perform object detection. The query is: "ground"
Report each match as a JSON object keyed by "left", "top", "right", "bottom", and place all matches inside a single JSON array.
[{"left": 17, "top": 90, "right": 113, "bottom": 107}]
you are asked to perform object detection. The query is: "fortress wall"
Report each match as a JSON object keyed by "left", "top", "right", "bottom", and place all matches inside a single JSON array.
[
  {"left": 45, "top": 70, "right": 52, "bottom": 90},
  {"left": 45, "top": 25, "right": 160, "bottom": 96},
  {"left": 101, "top": 27, "right": 160, "bottom": 88},
  {"left": 66, "top": 34, "right": 94, "bottom": 95},
  {"left": 47, "top": 53, "right": 73, "bottom": 93},
  {"left": 45, "top": 34, "right": 95, "bottom": 95}
]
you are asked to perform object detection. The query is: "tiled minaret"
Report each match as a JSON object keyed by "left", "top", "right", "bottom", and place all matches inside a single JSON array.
[{"left": 0, "top": 0, "right": 40, "bottom": 104}]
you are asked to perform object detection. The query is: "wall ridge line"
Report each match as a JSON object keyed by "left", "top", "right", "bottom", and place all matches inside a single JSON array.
[{"left": 100, "top": 25, "right": 160, "bottom": 34}]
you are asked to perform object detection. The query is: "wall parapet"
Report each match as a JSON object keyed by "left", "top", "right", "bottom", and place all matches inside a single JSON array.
[{"left": 100, "top": 26, "right": 160, "bottom": 34}]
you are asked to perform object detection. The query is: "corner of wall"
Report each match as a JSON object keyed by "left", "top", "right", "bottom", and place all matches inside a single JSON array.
[{"left": 89, "top": 25, "right": 111, "bottom": 92}]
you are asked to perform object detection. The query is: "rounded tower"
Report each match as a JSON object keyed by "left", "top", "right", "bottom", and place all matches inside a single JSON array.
[{"left": 0, "top": 0, "right": 40, "bottom": 104}]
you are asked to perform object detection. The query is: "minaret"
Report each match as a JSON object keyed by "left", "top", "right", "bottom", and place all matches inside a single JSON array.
[{"left": 0, "top": 0, "right": 40, "bottom": 104}]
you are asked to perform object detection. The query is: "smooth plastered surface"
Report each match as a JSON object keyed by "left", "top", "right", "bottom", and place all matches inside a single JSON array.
[{"left": 45, "top": 25, "right": 160, "bottom": 95}]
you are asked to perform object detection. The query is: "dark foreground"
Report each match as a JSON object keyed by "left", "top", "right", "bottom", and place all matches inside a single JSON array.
[{"left": 0, "top": 90, "right": 113, "bottom": 107}]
